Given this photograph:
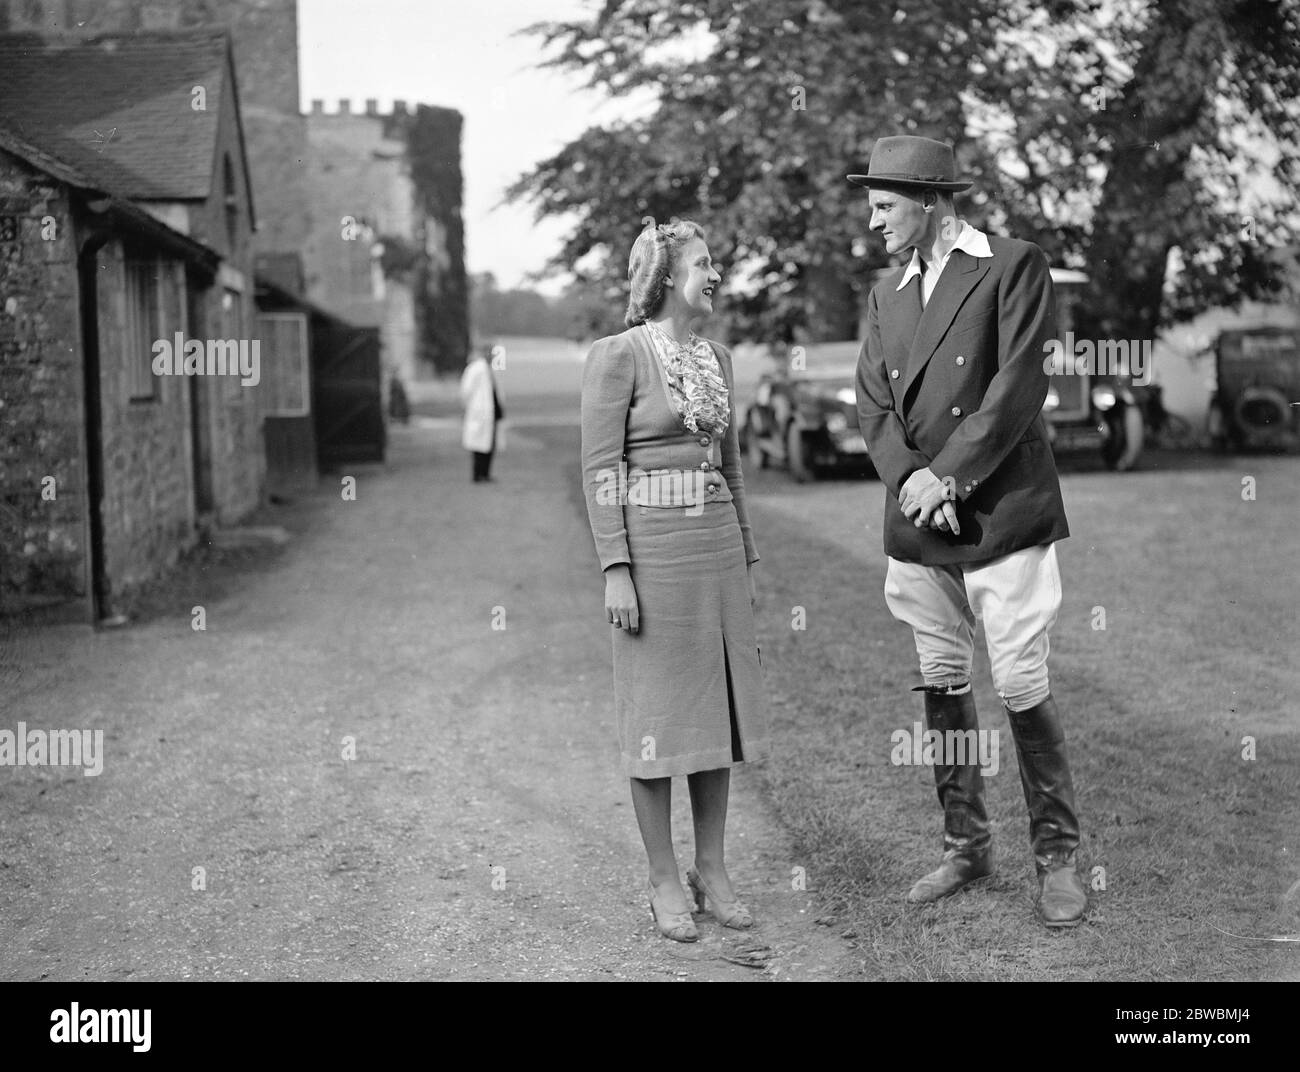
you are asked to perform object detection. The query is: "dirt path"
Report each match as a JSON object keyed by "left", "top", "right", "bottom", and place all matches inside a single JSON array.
[{"left": 0, "top": 414, "right": 856, "bottom": 981}]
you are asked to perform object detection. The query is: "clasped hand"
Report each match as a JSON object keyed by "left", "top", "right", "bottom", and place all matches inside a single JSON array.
[{"left": 898, "top": 467, "right": 960, "bottom": 535}]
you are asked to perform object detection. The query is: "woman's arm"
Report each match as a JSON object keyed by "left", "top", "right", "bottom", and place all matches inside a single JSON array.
[
  {"left": 580, "top": 336, "right": 635, "bottom": 571},
  {"left": 713, "top": 343, "right": 760, "bottom": 566}
]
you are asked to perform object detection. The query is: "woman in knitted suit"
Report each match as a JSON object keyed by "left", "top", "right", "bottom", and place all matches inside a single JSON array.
[{"left": 580, "top": 219, "right": 771, "bottom": 941}]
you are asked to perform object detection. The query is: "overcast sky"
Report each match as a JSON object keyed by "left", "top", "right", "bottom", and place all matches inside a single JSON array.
[{"left": 299, "top": 0, "right": 637, "bottom": 295}]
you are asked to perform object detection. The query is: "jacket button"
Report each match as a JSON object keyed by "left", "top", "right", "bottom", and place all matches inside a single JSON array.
[
  {"left": 951, "top": 406, "right": 962, "bottom": 417},
  {"left": 698, "top": 435, "right": 710, "bottom": 446},
  {"left": 707, "top": 484, "right": 719, "bottom": 495},
  {"left": 955, "top": 356, "right": 966, "bottom": 366},
  {"left": 890, "top": 369, "right": 900, "bottom": 380},
  {"left": 700, "top": 461, "right": 712, "bottom": 470}
]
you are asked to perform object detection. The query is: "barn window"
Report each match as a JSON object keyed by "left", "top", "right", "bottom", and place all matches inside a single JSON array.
[{"left": 125, "top": 254, "right": 161, "bottom": 401}]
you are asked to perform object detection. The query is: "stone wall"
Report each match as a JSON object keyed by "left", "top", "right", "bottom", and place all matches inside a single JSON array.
[
  {"left": 302, "top": 105, "right": 418, "bottom": 385},
  {"left": 201, "top": 283, "right": 265, "bottom": 527},
  {"left": 302, "top": 101, "right": 468, "bottom": 381},
  {"left": 0, "top": 148, "right": 89, "bottom": 613},
  {"left": 1, "top": 149, "right": 264, "bottom": 615},
  {"left": 92, "top": 240, "right": 197, "bottom": 593},
  {"left": 242, "top": 105, "right": 312, "bottom": 258},
  {"left": 169, "top": 65, "right": 267, "bottom": 528}
]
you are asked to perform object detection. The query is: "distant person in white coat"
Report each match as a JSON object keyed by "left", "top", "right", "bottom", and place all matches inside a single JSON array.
[{"left": 459, "top": 345, "right": 504, "bottom": 482}]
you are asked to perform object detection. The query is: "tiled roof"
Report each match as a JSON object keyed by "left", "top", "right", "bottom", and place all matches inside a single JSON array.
[
  {"left": 0, "top": 122, "right": 222, "bottom": 268},
  {"left": 0, "top": 120, "right": 102, "bottom": 191},
  {"left": 0, "top": 30, "right": 231, "bottom": 200}
]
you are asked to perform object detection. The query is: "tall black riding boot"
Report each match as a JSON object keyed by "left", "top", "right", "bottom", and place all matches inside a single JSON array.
[
  {"left": 907, "top": 689, "right": 994, "bottom": 903},
  {"left": 1005, "top": 694, "right": 1087, "bottom": 927}
]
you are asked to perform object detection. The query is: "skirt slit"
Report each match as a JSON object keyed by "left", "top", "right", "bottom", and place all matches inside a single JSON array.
[
  {"left": 613, "top": 502, "right": 768, "bottom": 777},
  {"left": 722, "top": 635, "right": 744, "bottom": 761}
]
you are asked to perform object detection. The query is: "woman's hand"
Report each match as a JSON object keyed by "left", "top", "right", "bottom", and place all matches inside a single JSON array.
[
  {"left": 605, "top": 564, "right": 639, "bottom": 634},
  {"left": 747, "top": 562, "right": 758, "bottom": 607}
]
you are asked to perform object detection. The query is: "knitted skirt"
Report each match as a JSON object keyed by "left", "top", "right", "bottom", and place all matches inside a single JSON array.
[{"left": 611, "top": 500, "right": 770, "bottom": 778}]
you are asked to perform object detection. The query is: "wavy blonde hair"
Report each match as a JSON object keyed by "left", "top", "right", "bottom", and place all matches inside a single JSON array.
[{"left": 625, "top": 218, "right": 706, "bottom": 329}]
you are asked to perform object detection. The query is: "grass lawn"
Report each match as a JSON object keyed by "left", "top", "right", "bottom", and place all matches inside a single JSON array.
[{"left": 747, "top": 448, "right": 1300, "bottom": 980}]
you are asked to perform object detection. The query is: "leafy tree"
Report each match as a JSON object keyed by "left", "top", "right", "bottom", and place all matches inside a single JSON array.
[
  {"left": 508, "top": 0, "right": 1299, "bottom": 346},
  {"left": 1079, "top": 0, "right": 1300, "bottom": 342},
  {"left": 509, "top": 0, "right": 1007, "bottom": 343}
]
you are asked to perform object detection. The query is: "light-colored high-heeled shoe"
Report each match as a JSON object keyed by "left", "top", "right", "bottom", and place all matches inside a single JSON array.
[
  {"left": 648, "top": 881, "right": 699, "bottom": 942},
  {"left": 687, "top": 866, "right": 753, "bottom": 929}
]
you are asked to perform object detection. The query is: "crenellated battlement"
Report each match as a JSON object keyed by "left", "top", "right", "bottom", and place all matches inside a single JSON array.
[{"left": 307, "top": 98, "right": 416, "bottom": 118}]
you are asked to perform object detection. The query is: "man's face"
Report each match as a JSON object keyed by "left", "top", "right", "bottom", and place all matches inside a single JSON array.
[{"left": 868, "top": 188, "right": 930, "bottom": 256}]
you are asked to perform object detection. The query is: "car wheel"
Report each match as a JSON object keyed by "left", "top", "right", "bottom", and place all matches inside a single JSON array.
[
  {"left": 786, "top": 421, "right": 813, "bottom": 483},
  {"left": 747, "top": 418, "right": 768, "bottom": 470},
  {"left": 1235, "top": 386, "right": 1290, "bottom": 435}
]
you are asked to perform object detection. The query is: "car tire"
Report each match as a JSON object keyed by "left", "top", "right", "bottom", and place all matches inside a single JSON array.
[
  {"left": 1235, "top": 386, "right": 1290, "bottom": 436},
  {"left": 787, "top": 421, "right": 813, "bottom": 483}
]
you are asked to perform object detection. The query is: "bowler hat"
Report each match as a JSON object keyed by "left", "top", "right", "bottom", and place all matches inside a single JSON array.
[{"left": 847, "top": 135, "right": 972, "bottom": 192}]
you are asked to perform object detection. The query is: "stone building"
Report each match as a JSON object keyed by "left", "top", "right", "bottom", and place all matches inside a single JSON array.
[
  {"left": 302, "top": 100, "right": 418, "bottom": 385},
  {"left": 0, "top": 29, "right": 263, "bottom": 621},
  {"left": 0, "top": 0, "right": 471, "bottom": 381},
  {"left": 302, "top": 98, "right": 469, "bottom": 383}
]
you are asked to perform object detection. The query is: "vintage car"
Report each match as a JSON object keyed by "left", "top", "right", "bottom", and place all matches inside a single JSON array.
[
  {"left": 1042, "top": 268, "right": 1147, "bottom": 470},
  {"left": 1207, "top": 325, "right": 1300, "bottom": 451},
  {"left": 738, "top": 342, "right": 872, "bottom": 482}
]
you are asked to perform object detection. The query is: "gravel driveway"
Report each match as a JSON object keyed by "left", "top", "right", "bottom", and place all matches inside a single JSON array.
[{"left": 0, "top": 414, "right": 854, "bottom": 982}]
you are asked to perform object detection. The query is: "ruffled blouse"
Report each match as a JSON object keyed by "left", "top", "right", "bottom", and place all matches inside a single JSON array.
[{"left": 642, "top": 322, "right": 730, "bottom": 435}]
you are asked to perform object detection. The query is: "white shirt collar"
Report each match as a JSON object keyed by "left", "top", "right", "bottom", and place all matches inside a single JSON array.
[{"left": 896, "top": 220, "right": 993, "bottom": 291}]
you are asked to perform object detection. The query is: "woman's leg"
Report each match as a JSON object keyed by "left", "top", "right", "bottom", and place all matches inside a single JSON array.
[
  {"left": 687, "top": 767, "right": 737, "bottom": 900},
  {"left": 630, "top": 776, "right": 689, "bottom": 910}
]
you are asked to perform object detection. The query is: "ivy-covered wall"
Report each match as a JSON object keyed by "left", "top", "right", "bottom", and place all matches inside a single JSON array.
[{"left": 401, "top": 105, "right": 468, "bottom": 376}]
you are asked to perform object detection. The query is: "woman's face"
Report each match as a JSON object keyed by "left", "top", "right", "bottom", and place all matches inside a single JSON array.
[{"left": 667, "top": 237, "right": 722, "bottom": 319}]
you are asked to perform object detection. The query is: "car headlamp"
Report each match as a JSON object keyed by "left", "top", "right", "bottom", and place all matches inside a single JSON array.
[{"left": 1091, "top": 385, "right": 1117, "bottom": 411}]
